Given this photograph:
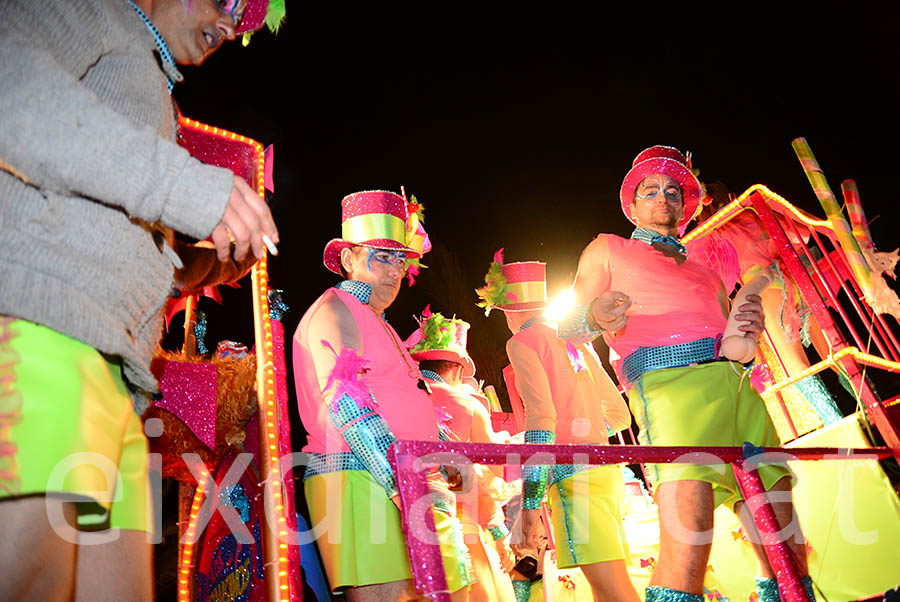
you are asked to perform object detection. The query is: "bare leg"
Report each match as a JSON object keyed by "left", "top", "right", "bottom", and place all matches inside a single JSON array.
[
  {"left": 580, "top": 559, "right": 640, "bottom": 602},
  {"left": 734, "top": 476, "right": 808, "bottom": 579},
  {"left": 74, "top": 529, "right": 152, "bottom": 602},
  {"left": 650, "top": 480, "right": 715, "bottom": 594},
  {"left": 0, "top": 496, "right": 77, "bottom": 602},
  {"left": 344, "top": 579, "right": 423, "bottom": 602}
]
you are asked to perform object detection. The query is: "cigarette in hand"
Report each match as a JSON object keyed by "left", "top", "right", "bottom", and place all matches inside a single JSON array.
[{"left": 262, "top": 234, "right": 279, "bottom": 256}]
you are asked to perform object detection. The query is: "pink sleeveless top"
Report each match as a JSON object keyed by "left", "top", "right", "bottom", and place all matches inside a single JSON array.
[
  {"left": 595, "top": 235, "right": 728, "bottom": 379},
  {"left": 293, "top": 287, "right": 439, "bottom": 454},
  {"left": 507, "top": 322, "right": 629, "bottom": 445}
]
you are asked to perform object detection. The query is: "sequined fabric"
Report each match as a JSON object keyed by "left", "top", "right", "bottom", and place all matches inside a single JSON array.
[
  {"left": 420, "top": 369, "right": 445, "bottom": 383},
  {"left": 631, "top": 227, "right": 689, "bottom": 257},
  {"left": 329, "top": 392, "right": 398, "bottom": 498},
  {"left": 125, "top": 0, "right": 181, "bottom": 93},
  {"left": 519, "top": 317, "right": 540, "bottom": 332},
  {"left": 557, "top": 302, "right": 602, "bottom": 341},
  {"left": 335, "top": 280, "right": 372, "bottom": 304},
  {"left": 303, "top": 451, "right": 364, "bottom": 479},
  {"left": 794, "top": 374, "right": 842, "bottom": 426},
  {"left": 645, "top": 586, "right": 703, "bottom": 602},
  {"left": 621, "top": 337, "right": 718, "bottom": 385},
  {"left": 551, "top": 464, "right": 590, "bottom": 484},
  {"left": 754, "top": 576, "right": 816, "bottom": 602},
  {"left": 512, "top": 580, "right": 532, "bottom": 602},
  {"left": 487, "top": 524, "right": 509, "bottom": 541},
  {"left": 522, "top": 429, "right": 555, "bottom": 509}
]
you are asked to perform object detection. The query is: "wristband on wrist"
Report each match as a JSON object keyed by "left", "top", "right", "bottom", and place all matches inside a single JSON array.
[{"left": 488, "top": 524, "right": 510, "bottom": 541}]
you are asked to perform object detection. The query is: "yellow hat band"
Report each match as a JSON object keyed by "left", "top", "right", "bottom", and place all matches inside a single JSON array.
[
  {"left": 342, "top": 213, "right": 406, "bottom": 245},
  {"left": 505, "top": 280, "right": 547, "bottom": 305}
]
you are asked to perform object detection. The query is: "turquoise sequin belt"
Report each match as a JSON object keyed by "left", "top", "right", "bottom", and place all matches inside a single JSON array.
[
  {"left": 621, "top": 337, "right": 721, "bottom": 385},
  {"left": 304, "top": 451, "right": 364, "bottom": 478},
  {"left": 304, "top": 451, "right": 455, "bottom": 515}
]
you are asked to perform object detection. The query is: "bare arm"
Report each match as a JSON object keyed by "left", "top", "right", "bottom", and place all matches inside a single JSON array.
[
  {"left": 561, "top": 236, "right": 632, "bottom": 337},
  {"left": 307, "top": 295, "right": 401, "bottom": 502}
]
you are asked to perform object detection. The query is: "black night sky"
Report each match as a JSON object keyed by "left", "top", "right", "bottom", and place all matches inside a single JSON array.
[{"left": 169, "top": 2, "right": 900, "bottom": 416}]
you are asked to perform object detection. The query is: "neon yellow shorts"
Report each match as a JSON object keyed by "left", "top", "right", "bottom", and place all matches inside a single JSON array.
[
  {"left": 304, "top": 469, "right": 473, "bottom": 593},
  {"left": 629, "top": 361, "right": 791, "bottom": 510},
  {"left": 0, "top": 318, "right": 149, "bottom": 532},
  {"left": 549, "top": 465, "right": 627, "bottom": 568}
]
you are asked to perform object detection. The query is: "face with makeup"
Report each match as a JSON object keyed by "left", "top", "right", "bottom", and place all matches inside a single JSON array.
[
  {"left": 146, "top": 0, "right": 249, "bottom": 66},
  {"left": 340, "top": 246, "right": 408, "bottom": 313},
  {"left": 630, "top": 174, "right": 684, "bottom": 235}
]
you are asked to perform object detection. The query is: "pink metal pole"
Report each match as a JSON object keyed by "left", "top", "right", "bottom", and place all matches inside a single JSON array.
[
  {"left": 388, "top": 445, "right": 449, "bottom": 601},
  {"left": 731, "top": 459, "right": 809, "bottom": 602}
]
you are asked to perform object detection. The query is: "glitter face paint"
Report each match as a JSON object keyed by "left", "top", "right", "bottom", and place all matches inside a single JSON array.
[
  {"left": 214, "top": 0, "right": 247, "bottom": 27},
  {"left": 635, "top": 176, "right": 683, "bottom": 201},
  {"left": 366, "top": 248, "right": 408, "bottom": 272}
]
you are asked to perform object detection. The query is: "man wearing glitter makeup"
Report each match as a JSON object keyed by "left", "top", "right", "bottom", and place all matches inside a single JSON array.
[
  {"left": 476, "top": 251, "right": 639, "bottom": 602},
  {"left": 0, "top": 1, "right": 281, "bottom": 600},
  {"left": 293, "top": 190, "right": 474, "bottom": 601},
  {"left": 557, "top": 146, "right": 816, "bottom": 602}
]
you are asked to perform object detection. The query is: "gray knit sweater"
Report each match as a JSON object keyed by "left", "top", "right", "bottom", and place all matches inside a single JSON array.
[{"left": 0, "top": 0, "right": 236, "bottom": 412}]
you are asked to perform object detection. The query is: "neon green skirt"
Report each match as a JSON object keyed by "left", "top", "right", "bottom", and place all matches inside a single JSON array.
[
  {"left": 0, "top": 318, "right": 149, "bottom": 532},
  {"left": 629, "top": 361, "right": 791, "bottom": 510},
  {"left": 304, "top": 469, "right": 473, "bottom": 593}
]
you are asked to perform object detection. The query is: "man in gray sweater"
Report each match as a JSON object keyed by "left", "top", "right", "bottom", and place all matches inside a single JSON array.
[{"left": 0, "top": 0, "right": 280, "bottom": 600}]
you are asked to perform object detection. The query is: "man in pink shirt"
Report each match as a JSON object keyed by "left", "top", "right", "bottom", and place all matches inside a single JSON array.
[
  {"left": 292, "top": 191, "right": 472, "bottom": 601},
  {"left": 477, "top": 254, "right": 638, "bottom": 602},
  {"left": 558, "top": 146, "right": 815, "bottom": 602}
]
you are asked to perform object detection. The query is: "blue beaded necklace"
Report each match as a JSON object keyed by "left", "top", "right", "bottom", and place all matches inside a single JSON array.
[{"left": 126, "top": 0, "right": 179, "bottom": 94}]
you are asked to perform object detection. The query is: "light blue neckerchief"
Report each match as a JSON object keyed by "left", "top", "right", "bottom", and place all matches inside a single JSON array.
[
  {"left": 631, "top": 227, "right": 688, "bottom": 257},
  {"left": 126, "top": 0, "right": 182, "bottom": 93}
]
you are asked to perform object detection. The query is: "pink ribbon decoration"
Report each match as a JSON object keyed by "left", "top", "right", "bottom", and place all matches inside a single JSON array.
[
  {"left": 565, "top": 340, "right": 587, "bottom": 373},
  {"left": 389, "top": 439, "right": 889, "bottom": 601},
  {"left": 263, "top": 145, "right": 275, "bottom": 193}
]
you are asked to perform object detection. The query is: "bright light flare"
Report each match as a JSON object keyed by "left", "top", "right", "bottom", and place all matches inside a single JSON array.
[{"left": 545, "top": 287, "right": 576, "bottom": 322}]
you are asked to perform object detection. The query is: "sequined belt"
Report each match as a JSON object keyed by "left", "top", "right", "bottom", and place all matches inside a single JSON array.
[
  {"left": 304, "top": 452, "right": 364, "bottom": 479},
  {"left": 303, "top": 452, "right": 456, "bottom": 515},
  {"left": 621, "top": 337, "right": 720, "bottom": 385},
  {"left": 550, "top": 464, "right": 590, "bottom": 485}
]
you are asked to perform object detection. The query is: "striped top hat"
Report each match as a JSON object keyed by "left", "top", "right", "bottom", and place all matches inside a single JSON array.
[
  {"left": 476, "top": 249, "right": 547, "bottom": 315},
  {"left": 323, "top": 189, "right": 431, "bottom": 275},
  {"left": 405, "top": 307, "right": 476, "bottom": 377},
  {"left": 619, "top": 145, "right": 702, "bottom": 228}
]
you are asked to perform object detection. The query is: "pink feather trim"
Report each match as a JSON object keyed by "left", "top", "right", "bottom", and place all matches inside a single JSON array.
[{"left": 321, "top": 341, "right": 375, "bottom": 413}]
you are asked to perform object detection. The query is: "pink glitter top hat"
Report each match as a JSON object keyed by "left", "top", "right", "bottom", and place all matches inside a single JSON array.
[
  {"left": 500, "top": 261, "right": 548, "bottom": 311},
  {"left": 619, "top": 145, "right": 702, "bottom": 228},
  {"left": 323, "top": 190, "right": 429, "bottom": 274},
  {"left": 235, "top": 0, "right": 282, "bottom": 34},
  {"left": 476, "top": 249, "right": 547, "bottom": 314},
  {"left": 405, "top": 308, "right": 476, "bottom": 378}
]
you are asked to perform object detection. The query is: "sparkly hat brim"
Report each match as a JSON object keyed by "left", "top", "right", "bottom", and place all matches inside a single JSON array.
[
  {"left": 323, "top": 238, "right": 422, "bottom": 275},
  {"left": 410, "top": 349, "right": 476, "bottom": 378},
  {"left": 496, "top": 300, "right": 548, "bottom": 313},
  {"left": 619, "top": 157, "right": 701, "bottom": 228}
]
